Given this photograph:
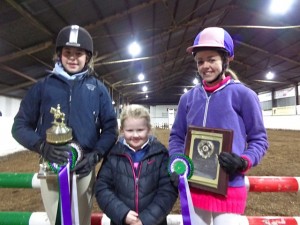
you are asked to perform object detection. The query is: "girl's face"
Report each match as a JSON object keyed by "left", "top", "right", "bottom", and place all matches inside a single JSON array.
[
  {"left": 194, "top": 50, "right": 225, "bottom": 85},
  {"left": 122, "top": 117, "right": 150, "bottom": 151},
  {"left": 61, "top": 47, "right": 88, "bottom": 74}
]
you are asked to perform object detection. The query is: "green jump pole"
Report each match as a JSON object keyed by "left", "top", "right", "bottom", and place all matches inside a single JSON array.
[
  {"left": 0, "top": 173, "right": 40, "bottom": 188},
  {"left": 0, "top": 211, "right": 32, "bottom": 225}
]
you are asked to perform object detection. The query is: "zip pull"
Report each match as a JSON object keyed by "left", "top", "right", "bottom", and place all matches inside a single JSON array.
[{"left": 93, "top": 111, "right": 98, "bottom": 123}]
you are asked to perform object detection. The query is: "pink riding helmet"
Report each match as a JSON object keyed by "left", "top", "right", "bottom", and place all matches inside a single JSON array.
[{"left": 186, "top": 27, "right": 234, "bottom": 59}]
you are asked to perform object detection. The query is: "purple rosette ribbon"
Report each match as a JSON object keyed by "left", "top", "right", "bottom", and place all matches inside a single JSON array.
[
  {"left": 58, "top": 164, "right": 72, "bottom": 225},
  {"left": 168, "top": 154, "right": 201, "bottom": 225},
  {"left": 48, "top": 142, "right": 82, "bottom": 225}
]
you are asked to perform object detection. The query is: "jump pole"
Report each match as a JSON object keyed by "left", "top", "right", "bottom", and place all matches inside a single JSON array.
[
  {"left": 1, "top": 212, "right": 300, "bottom": 225},
  {"left": 245, "top": 176, "right": 300, "bottom": 192},
  {"left": 0, "top": 212, "right": 103, "bottom": 225},
  {"left": 0, "top": 173, "right": 40, "bottom": 188},
  {"left": 1, "top": 173, "right": 300, "bottom": 192}
]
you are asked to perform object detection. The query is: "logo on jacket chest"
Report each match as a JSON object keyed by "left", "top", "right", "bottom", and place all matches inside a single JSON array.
[{"left": 86, "top": 83, "right": 96, "bottom": 91}]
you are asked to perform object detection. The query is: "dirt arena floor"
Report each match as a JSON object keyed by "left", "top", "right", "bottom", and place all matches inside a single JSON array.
[{"left": 0, "top": 129, "right": 299, "bottom": 217}]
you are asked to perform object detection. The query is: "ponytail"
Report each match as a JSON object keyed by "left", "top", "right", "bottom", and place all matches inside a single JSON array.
[{"left": 225, "top": 68, "right": 239, "bottom": 81}]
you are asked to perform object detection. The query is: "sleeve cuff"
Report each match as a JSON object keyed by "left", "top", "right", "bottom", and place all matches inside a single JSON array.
[{"left": 240, "top": 155, "right": 252, "bottom": 174}]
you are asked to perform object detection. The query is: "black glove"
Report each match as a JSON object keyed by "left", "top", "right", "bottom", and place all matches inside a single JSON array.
[
  {"left": 72, "top": 152, "right": 100, "bottom": 178},
  {"left": 170, "top": 172, "right": 180, "bottom": 188},
  {"left": 218, "top": 152, "right": 248, "bottom": 175},
  {"left": 34, "top": 141, "right": 70, "bottom": 165}
]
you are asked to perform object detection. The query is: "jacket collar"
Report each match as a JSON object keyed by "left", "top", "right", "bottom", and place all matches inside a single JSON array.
[
  {"left": 202, "top": 76, "right": 231, "bottom": 92},
  {"left": 52, "top": 62, "right": 88, "bottom": 80}
]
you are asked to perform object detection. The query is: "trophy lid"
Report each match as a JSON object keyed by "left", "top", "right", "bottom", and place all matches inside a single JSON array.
[{"left": 46, "top": 104, "right": 73, "bottom": 144}]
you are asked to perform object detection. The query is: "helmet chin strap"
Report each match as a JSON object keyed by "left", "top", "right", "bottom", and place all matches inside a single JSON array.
[
  {"left": 206, "top": 56, "right": 229, "bottom": 84},
  {"left": 206, "top": 65, "right": 226, "bottom": 85},
  {"left": 207, "top": 71, "right": 223, "bottom": 84}
]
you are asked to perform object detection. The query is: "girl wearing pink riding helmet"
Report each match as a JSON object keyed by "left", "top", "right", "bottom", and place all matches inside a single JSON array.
[{"left": 169, "top": 27, "right": 268, "bottom": 225}]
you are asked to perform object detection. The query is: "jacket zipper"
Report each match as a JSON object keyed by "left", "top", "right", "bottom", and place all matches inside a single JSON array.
[
  {"left": 68, "top": 83, "right": 73, "bottom": 125},
  {"left": 202, "top": 80, "right": 230, "bottom": 127},
  {"left": 203, "top": 94, "right": 211, "bottom": 127},
  {"left": 135, "top": 163, "right": 143, "bottom": 213},
  {"left": 122, "top": 153, "right": 141, "bottom": 213}
]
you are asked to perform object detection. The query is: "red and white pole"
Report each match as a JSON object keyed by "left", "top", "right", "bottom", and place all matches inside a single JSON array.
[
  {"left": 241, "top": 216, "right": 300, "bottom": 225},
  {"left": 245, "top": 176, "right": 300, "bottom": 192}
]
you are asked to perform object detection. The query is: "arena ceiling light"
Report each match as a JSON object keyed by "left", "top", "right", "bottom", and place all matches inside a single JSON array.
[
  {"left": 142, "top": 85, "right": 148, "bottom": 92},
  {"left": 269, "top": 0, "right": 294, "bottom": 14},
  {"left": 138, "top": 73, "right": 145, "bottom": 81},
  {"left": 266, "top": 71, "right": 275, "bottom": 80},
  {"left": 128, "top": 41, "right": 141, "bottom": 57},
  {"left": 193, "top": 78, "right": 199, "bottom": 85}
]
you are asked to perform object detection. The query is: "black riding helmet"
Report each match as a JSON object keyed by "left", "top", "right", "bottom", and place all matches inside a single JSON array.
[{"left": 56, "top": 25, "right": 93, "bottom": 55}]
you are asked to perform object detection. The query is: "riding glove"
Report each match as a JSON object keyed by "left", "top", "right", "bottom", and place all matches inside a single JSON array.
[
  {"left": 34, "top": 140, "right": 70, "bottom": 165},
  {"left": 72, "top": 152, "right": 101, "bottom": 178},
  {"left": 218, "top": 152, "right": 248, "bottom": 174}
]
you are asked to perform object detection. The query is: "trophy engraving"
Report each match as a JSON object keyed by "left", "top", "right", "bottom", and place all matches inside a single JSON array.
[{"left": 197, "top": 140, "right": 214, "bottom": 159}]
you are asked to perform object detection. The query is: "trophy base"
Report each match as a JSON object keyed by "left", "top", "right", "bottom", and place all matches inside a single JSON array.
[{"left": 37, "top": 162, "right": 57, "bottom": 181}]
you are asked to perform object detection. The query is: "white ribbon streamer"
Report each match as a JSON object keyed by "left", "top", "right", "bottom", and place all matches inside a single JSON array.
[
  {"left": 183, "top": 176, "right": 202, "bottom": 225},
  {"left": 71, "top": 173, "right": 80, "bottom": 225}
]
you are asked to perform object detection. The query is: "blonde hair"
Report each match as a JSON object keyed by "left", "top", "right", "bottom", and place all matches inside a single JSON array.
[
  {"left": 225, "top": 68, "right": 239, "bottom": 80},
  {"left": 120, "top": 104, "right": 151, "bottom": 130}
]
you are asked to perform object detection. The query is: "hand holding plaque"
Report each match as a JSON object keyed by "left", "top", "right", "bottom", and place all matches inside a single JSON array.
[
  {"left": 218, "top": 152, "right": 248, "bottom": 174},
  {"left": 184, "top": 126, "right": 233, "bottom": 196}
]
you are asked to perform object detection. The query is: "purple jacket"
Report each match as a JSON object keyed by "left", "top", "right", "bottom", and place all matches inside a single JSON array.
[{"left": 169, "top": 79, "right": 268, "bottom": 187}]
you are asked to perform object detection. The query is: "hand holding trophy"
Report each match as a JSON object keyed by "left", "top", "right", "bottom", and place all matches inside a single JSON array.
[
  {"left": 43, "top": 104, "right": 82, "bottom": 173},
  {"left": 37, "top": 104, "right": 83, "bottom": 225}
]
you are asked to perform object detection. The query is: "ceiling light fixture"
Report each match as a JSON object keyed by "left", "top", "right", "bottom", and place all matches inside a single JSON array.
[
  {"left": 193, "top": 78, "right": 199, "bottom": 85},
  {"left": 138, "top": 73, "right": 145, "bottom": 81},
  {"left": 128, "top": 41, "right": 141, "bottom": 57},
  {"left": 266, "top": 71, "right": 275, "bottom": 80},
  {"left": 142, "top": 86, "right": 148, "bottom": 92},
  {"left": 269, "top": 0, "right": 294, "bottom": 14}
]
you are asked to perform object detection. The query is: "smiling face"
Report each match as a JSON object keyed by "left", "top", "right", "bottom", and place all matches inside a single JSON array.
[
  {"left": 61, "top": 46, "right": 88, "bottom": 74},
  {"left": 121, "top": 117, "right": 150, "bottom": 151},
  {"left": 194, "top": 50, "right": 226, "bottom": 86}
]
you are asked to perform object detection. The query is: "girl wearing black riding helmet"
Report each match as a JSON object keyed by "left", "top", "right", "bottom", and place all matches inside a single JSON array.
[
  {"left": 12, "top": 25, "right": 118, "bottom": 225},
  {"left": 54, "top": 25, "right": 94, "bottom": 74},
  {"left": 169, "top": 27, "right": 268, "bottom": 225}
]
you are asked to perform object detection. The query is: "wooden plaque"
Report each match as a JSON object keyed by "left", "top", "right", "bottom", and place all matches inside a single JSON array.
[{"left": 185, "top": 126, "right": 233, "bottom": 196}]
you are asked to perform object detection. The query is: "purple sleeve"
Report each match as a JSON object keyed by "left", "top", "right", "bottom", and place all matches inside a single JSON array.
[
  {"left": 240, "top": 89, "right": 269, "bottom": 167},
  {"left": 168, "top": 94, "right": 188, "bottom": 156}
]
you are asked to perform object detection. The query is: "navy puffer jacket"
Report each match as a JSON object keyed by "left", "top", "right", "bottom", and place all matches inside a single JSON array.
[{"left": 96, "top": 137, "right": 178, "bottom": 225}]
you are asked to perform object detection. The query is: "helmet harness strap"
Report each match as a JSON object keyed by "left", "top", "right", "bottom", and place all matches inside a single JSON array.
[{"left": 206, "top": 52, "right": 228, "bottom": 84}]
